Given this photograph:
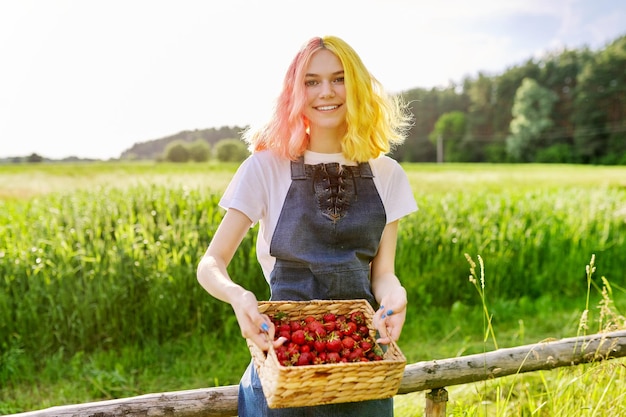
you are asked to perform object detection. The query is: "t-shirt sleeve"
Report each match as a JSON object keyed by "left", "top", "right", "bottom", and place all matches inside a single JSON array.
[
  {"left": 219, "top": 155, "right": 266, "bottom": 225},
  {"left": 374, "top": 157, "right": 418, "bottom": 223}
]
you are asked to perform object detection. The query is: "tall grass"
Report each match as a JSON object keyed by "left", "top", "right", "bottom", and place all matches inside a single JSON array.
[{"left": 1, "top": 162, "right": 625, "bottom": 414}]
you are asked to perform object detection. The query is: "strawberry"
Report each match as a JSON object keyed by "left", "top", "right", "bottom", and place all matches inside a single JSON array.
[
  {"left": 313, "top": 356, "right": 325, "bottom": 365},
  {"left": 297, "top": 351, "right": 314, "bottom": 366},
  {"left": 341, "top": 336, "right": 356, "bottom": 350},
  {"left": 327, "top": 352, "right": 341, "bottom": 363},
  {"left": 325, "top": 332, "right": 342, "bottom": 352},
  {"left": 322, "top": 313, "right": 336, "bottom": 323},
  {"left": 339, "top": 320, "right": 357, "bottom": 336},
  {"left": 323, "top": 320, "right": 337, "bottom": 332},
  {"left": 291, "top": 329, "right": 306, "bottom": 345},
  {"left": 290, "top": 320, "right": 303, "bottom": 332},
  {"left": 276, "top": 345, "right": 288, "bottom": 364},
  {"left": 313, "top": 339, "right": 326, "bottom": 353},
  {"left": 348, "top": 347, "right": 364, "bottom": 362},
  {"left": 286, "top": 342, "right": 300, "bottom": 357},
  {"left": 360, "top": 339, "right": 373, "bottom": 352},
  {"left": 350, "top": 310, "right": 366, "bottom": 325}
]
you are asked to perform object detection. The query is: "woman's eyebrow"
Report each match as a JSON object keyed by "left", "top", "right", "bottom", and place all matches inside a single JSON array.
[{"left": 305, "top": 70, "right": 345, "bottom": 77}]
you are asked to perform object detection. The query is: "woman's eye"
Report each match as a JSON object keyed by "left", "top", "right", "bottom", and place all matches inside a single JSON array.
[
  {"left": 305, "top": 79, "right": 318, "bottom": 87},
  {"left": 333, "top": 77, "right": 345, "bottom": 84}
]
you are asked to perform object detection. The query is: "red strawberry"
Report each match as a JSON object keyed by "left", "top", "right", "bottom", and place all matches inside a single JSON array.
[
  {"left": 322, "top": 313, "right": 336, "bottom": 323},
  {"left": 286, "top": 342, "right": 300, "bottom": 357},
  {"left": 291, "top": 329, "right": 306, "bottom": 345},
  {"left": 341, "top": 336, "right": 356, "bottom": 350},
  {"left": 312, "top": 326, "right": 327, "bottom": 339},
  {"left": 307, "top": 319, "right": 325, "bottom": 333},
  {"left": 290, "top": 320, "right": 302, "bottom": 332},
  {"left": 348, "top": 347, "right": 364, "bottom": 362},
  {"left": 323, "top": 320, "right": 337, "bottom": 332},
  {"left": 325, "top": 332, "right": 342, "bottom": 352},
  {"left": 313, "top": 356, "right": 325, "bottom": 365},
  {"left": 340, "top": 321, "right": 357, "bottom": 336},
  {"left": 350, "top": 310, "right": 366, "bottom": 325},
  {"left": 360, "top": 339, "right": 373, "bottom": 352},
  {"left": 297, "top": 351, "right": 314, "bottom": 366},
  {"left": 276, "top": 345, "right": 288, "bottom": 364},
  {"left": 313, "top": 339, "right": 326, "bottom": 353},
  {"left": 327, "top": 352, "right": 341, "bottom": 363}
]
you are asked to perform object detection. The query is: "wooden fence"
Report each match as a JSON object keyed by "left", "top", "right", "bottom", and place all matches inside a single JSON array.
[{"left": 7, "top": 330, "right": 626, "bottom": 417}]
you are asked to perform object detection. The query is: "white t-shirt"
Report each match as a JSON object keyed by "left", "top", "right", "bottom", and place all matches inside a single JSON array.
[{"left": 219, "top": 150, "right": 418, "bottom": 281}]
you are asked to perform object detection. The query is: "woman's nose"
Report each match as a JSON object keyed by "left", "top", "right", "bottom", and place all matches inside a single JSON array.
[{"left": 319, "top": 81, "right": 335, "bottom": 98}]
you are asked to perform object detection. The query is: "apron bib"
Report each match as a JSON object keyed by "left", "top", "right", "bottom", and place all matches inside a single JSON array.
[{"left": 269, "top": 158, "right": 386, "bottom": 305}]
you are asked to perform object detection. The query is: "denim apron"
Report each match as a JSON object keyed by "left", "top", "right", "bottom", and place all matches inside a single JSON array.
[{"left": 238, "top": 158, "right": 393, "bottom": 417}]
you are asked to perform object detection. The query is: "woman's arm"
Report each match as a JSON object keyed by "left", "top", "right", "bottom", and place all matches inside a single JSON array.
[
  {"left": 197, "top": 208, "right": 278, "bottom": 350},
  {"left": 370, "top": 220, "right": 407, "bottom": 344}
]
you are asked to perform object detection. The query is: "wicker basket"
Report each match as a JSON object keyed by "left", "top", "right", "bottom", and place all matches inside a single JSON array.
[{"left": 246, "top": 299, "right": 406, "bottom": 409}]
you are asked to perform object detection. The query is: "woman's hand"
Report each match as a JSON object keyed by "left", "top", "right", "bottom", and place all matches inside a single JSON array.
[
  {"left": 231, "top": 290, "right": 286, "bottom": 351},
  {"left": 372, "top": 285, "right": 407, "bottom": 345}
]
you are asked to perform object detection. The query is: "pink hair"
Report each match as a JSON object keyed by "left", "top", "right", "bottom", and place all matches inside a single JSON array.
[{"left": 244, "top": 36, "right": 412, "bottom": 162}]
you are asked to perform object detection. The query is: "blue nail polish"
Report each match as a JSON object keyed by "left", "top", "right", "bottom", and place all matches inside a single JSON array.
[
  {"left": 387, "top": 309, "right": 394, "bottom": 316},
  {"left": 261, "top": 322, "right": 269, "bottom": 332},
  {"left": 381, "top": 314, "right": 386, "bottom": 319},
  {"left": 379, "top": 305, "right": 385, "bottom": 310}
]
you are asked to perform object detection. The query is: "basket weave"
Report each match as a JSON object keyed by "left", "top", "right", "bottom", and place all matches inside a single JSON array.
[{"left": 246, "top": 299, "right": 406, "bottom": 409}]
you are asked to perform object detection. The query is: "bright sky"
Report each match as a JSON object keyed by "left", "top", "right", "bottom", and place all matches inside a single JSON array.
[{"left": 1, "top": 0, "right": 625, "bottom": 160}]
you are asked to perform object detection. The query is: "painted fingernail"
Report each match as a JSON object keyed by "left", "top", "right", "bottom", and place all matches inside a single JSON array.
[
  {"left": 387, "top": 309, "right": 394, "bottom": 316},
  {"left": 379, "top": 305, "right": 385, "bottom": 310},
  {"left": 261, "top": 322, "right": 269, "bottom": 332}
]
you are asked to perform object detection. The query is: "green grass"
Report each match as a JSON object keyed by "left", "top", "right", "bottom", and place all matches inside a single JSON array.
[{"left": 0, "top": 161, "right": 625, "bottom": 415}]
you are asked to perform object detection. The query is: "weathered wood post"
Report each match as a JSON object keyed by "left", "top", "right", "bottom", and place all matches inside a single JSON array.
[{"left": 424, "top": 387, "right": 448, "bottom": 417}]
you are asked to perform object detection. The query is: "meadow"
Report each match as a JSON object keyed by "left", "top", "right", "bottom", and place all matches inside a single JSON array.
[{"left": 0, "top": 161, "right": 625, "bottom": 416}]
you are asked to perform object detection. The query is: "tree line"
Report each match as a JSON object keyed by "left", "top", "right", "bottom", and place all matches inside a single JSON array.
[{"left": 393, "top": 34, "right": 626, "bottom": 164}]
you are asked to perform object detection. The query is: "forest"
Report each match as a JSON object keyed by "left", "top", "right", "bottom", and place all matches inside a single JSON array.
[{"left": 117, "top": 34, "right": 626, "bottom": 165}]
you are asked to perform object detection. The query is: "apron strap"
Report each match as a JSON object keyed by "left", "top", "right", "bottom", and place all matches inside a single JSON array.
[{"left": 290, "top": 157, "right": 307, "bottom": 180}]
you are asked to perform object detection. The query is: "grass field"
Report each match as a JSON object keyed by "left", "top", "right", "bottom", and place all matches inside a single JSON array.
[{"left": 0, "top": 161, "right": 625, "bottom": 416}]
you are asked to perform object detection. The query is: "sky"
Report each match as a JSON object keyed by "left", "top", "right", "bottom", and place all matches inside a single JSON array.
[{"left": 1, "top": 0, "right": 625, "bottom": 160}]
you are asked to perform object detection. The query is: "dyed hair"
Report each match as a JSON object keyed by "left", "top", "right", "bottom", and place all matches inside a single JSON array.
[{"left": 244, "top": 35, "right": 412, "bottom": 162}]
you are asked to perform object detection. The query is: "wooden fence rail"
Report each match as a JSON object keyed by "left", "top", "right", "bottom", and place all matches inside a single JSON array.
[{"left": 7, "top": 330, "right": 626, "bottom": 417}]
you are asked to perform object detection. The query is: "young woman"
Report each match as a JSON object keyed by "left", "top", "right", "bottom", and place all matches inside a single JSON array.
[{"left": 197, "top": 35, "right": 417, "bottom": 417}]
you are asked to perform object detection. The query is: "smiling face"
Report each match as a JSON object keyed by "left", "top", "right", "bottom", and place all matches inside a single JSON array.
[{"left": 302, "top": 49, "right": 347, "bottom": 141}]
